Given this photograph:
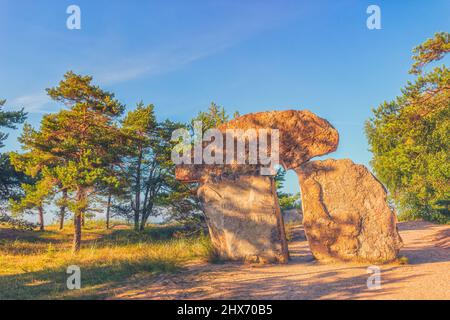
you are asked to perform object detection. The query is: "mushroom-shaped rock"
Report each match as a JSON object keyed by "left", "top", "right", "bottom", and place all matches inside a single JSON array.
[{"left": 175, "top": 110, "right": 339, "bottom": 263}]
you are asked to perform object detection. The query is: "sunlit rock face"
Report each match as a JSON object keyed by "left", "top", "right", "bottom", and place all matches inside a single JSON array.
[
  {"left": 175, "top": 110, "right": 339, "bottom": 182},
  {"left": 295, "top": 159, "right": 403, "bottom": 263},
  {"left": 219, "top": 110, "right": 339, "bottom": 170},
  {"left": 175, "top": 109, "right": 339, "bottom": 264},
  {"left": 198, "top": 175, "right": 289, "bottom": 263}
]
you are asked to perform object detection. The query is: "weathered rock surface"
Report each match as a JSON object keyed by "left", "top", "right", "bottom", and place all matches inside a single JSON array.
[
  {"left": 221, "top": 110, "right": 339, "bottom": 169},
  {"left": 176, "top": 110, "right": 403, "bottom": 264},
  {"left": 198, "top": 175, "right": 289, "bottom": 263},
  {"left": 176, "top": 109, "right": 339, "bottom": 264},
  {"left": 295, "top": 159, "right": 403, "bottom": 263},
  {"left": 176, "top": 110, "right": 339, "bottom": 182}
]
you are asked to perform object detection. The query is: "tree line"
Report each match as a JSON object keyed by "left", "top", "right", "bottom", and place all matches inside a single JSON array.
[
  {"left": 0, "top": 72, "right": 204, "bottom": 251},
  {"left": 0, "top": 72, "right": 299, "bottom": 252}
]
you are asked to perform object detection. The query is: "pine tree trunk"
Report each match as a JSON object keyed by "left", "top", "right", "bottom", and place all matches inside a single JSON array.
[
  {"left": 73, "top": 212, "right": 82, "bottom": 252},
  {"left": 81, "top": 213, "right": 85, "bottom": 227},
  {"left": 134, "top": 211, "right": 140, "bottom": 231},
  {"left": 139, "top": 203, "right": 153, "bottom": 231},
  {"left": 72, "top": 188, "right": 85, "bottom": 253},
  {"left": 38, "top": 205, "right": 44, "bottom": 231},
  {"left": 59, "top": 190, "right": 68, "bottom": 230},
  {"left": 134, "top": 148, "right": 142, "bottom": 231},
  {"left": 106, "top": 192, "right": 112, "bottom": 229},
  {"left": 59, "top": 209, "right": 65, "bottom": 230},
  {"left": 140, "top": 209, "right": 146, "bottom": 231}
]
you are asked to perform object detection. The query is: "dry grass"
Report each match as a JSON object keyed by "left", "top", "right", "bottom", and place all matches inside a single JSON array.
[{"left": 0, "top": 221, "right": 212, "bottom": 299}]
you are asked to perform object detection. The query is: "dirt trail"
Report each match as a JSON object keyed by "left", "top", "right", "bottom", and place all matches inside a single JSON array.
[{"left": 112, "top": 221, "right": 450, "bottom": 300}]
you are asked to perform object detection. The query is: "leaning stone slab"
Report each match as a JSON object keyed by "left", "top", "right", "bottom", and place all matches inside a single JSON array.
[
  {"left": 295, "top": 159, "right": 403, "bottom": 263},
  {"left": 197, "top": 175, "right": 289, "bottom": 263}
]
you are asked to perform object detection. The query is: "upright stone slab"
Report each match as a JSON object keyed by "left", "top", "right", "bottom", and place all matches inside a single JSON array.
[
  {"left": 295, "top": 159, "right": 403, "bottom": 263},
  {"left": 198, "top": 175, "right": 289, "bottom": 263}
]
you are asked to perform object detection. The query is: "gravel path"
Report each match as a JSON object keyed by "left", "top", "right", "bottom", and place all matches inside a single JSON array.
[{"left": 113, "top": 221, "right": 450, "bottom": 300}]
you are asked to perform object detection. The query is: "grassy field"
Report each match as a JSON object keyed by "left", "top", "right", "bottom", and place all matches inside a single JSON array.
[{"left": 0, "top": 221, "right": 213, "bottom": 299}]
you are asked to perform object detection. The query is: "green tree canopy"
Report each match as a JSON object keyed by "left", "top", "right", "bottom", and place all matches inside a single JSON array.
[
  {"left": 365, "top": 32, "right": 450, "bottom": 223},
  {"left": 0, "top": 99, "right": 26, "bottom": 149},
  {"left": 275, "top": 168, "right": 300, "bottom": 211},
  {"left": 192, "top": 102, "right": 230, "bottom": 131},
  {"left": 0, "top": 99, "right": 28, "bottom": 226}
]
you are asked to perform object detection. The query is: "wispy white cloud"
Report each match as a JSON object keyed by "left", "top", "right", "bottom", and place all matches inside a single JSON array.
[
  {"left": 10, "top": 93, "right": 53, "bottom": 114},
  {"left": 9, "top": 1, "right": 299, "bottom": 112},
  {"left": 96, "top": 39, "right": 232, "bottom": 85},
  {"left": 94, "top": 2, "right": 297, "bottom": 85}
]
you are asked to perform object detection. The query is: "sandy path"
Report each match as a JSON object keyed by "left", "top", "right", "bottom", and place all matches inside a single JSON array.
[{"left": 112, "top": 221, "right": 450, "bottom": 300}]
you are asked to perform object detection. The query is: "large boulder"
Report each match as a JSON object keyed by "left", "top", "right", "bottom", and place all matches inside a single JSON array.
[
  {"left": 198, "top": 175, "right": 289, "bottom": 263},
  {"left": 221, "top": 110, "right": 339, "bottom": 170},
  {"left": 295, "top": 159, "right": 403, "bottom": 263},
  {"left": 176, "top": 110, "right": 339, "bottom": 182}
]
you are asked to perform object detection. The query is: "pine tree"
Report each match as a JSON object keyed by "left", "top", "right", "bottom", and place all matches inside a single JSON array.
[
  {"left": 0, "top": 99, "right": 27, "bottom": 223},
  {"left": 117, "top": 103, "right": 191, "bottom": 230},
  {"left": 12, "top": 72, "right": 125, "bottom": 251},
  {"left": 0, "top": 99, "right": 26, "bottom": 149},
  {"left": 365, "top": 32, "right": 450, "bottom": 223},
  {"left": 192, "top": 102, "right": 230, "bottom": 131}
]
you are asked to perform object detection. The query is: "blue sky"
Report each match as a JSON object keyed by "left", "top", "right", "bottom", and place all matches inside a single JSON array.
[{"left": 1, "top": 0, "right": 449, "bottom": 195}]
